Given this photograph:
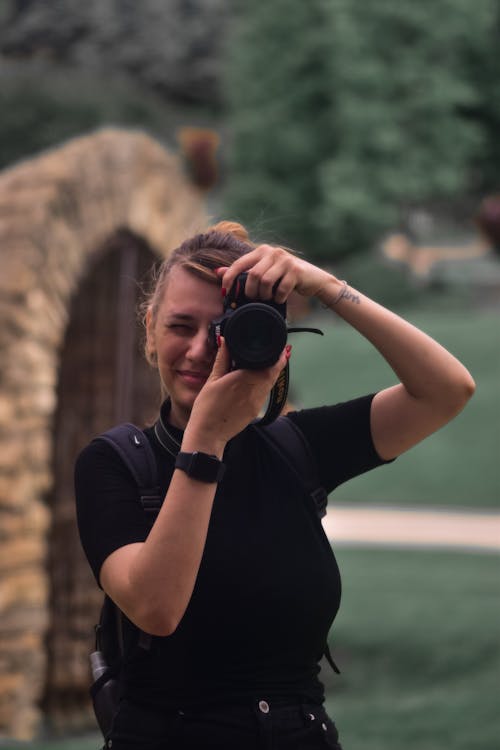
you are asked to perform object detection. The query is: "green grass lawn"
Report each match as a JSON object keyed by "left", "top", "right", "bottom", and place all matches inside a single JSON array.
[
  {"left": 323, "top": 547, "right": 500, "bottom": 750},
  {"left": 19, "top": 548, "right": 499, "bottom": 750},
  {"left": 290, "top": 307, "right": 499, "bottom": 508}
]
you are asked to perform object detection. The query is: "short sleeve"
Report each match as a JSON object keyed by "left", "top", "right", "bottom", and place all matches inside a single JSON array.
[
  {"left": 286, "top": 394, "right": 394, "bottom": 494},
  {"left": 74, "top": 439, "right": 154, "bottom": 586}
]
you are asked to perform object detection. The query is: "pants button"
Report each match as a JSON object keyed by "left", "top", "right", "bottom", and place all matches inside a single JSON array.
[{"left": 258, "top": 700, "right": 270, "bottom": 714}]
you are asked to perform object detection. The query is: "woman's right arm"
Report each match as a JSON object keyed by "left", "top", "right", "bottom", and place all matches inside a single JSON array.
[
  {"left": 99, "top": 340, "right": 289, "bottom": 636},
  {"left": 99, "top": 459, "right": 222, "bottom": 637}
]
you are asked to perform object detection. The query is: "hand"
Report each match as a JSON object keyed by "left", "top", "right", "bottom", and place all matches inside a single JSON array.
[
  {"left": 217, "top": 244, "right": 334, "bottom": 304},
  {"left": 184, "top": 338, "right": 291, "bottom": 450}
]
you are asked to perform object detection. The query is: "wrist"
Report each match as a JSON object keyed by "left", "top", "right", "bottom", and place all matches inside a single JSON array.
[
  {"left": 181, "top": 425, "right": 226, "bottom": 459},
  {"left": 316, "top": 277, "right": 347, "bottom": 308},
  {"left": 175, "top": 451, "right": 225, "bottom": 484}
]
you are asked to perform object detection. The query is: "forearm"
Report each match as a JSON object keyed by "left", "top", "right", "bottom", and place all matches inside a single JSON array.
[
  {"left": 114, "top": 430, "right": 226, "bottom": 636},
  {"left": 127, "top": 474, "right": 216, "bottom": 635},
  {"left": 318, "top": 277, "right": 473, "bottom": 404},
  {"left": 317, "top": 276, "right": 475, "bottom": 458}
]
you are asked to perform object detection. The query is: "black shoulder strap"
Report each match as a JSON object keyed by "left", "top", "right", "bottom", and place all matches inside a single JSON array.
[
  {"left": 92, "top": 423, "right": 161, "bottom": 653},
  {"left": 94, "top": 423, "right": 162, "bottom": 515},
  {"left": 258, "top": 416, "right": 328, "bottom": 519}
]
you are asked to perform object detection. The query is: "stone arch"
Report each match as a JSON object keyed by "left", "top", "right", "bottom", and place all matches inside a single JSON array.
[
  {"left": 0, "top": 128, "right": 208, "bottom": 740},
  {"left": 42, "top": 227, "right": 161, "bottom": 732}
]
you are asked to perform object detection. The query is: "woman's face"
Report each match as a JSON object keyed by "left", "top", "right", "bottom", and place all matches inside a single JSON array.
[{"left": 147, "top": 265, "right": 223, "bottom": 429}]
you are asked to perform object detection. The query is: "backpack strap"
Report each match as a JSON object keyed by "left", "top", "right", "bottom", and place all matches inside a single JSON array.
[
  {"left": 93, "top": 423, "right": 160, "bottom": 652},
  {"left": 95, "top": 423, "right": 162, "bottom": 515},
  {"left": 257, "top": 416, "right": 328, "bottom": 519}
]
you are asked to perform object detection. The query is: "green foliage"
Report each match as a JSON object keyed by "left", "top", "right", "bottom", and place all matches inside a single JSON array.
[
  {"left": 223, "top": 0, "right": 337, "bottom": 254},
  {"left": 224, "top": 0, "right": 499, "bottom": 261},
  {"left": 0, "top": 63, "right": 205, "bottom": 170},
  {"left": 327, "top": 548, "right": 500, "bottom": 750},
  {"left": 318, "top": 0, "right": 485, "bottom": 253},
  {"left": 0, "top": 0, "right": 230, "bottom": 106},
  {"left": 461, "top": 0, "right": 500, "bottom": 192}
]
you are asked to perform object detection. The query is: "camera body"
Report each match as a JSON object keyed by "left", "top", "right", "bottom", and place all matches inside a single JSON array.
[{"left": 210, "top": 273, "right": 288, "bottom": 370}]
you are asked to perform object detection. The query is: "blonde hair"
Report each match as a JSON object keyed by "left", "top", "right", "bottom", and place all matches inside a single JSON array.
[{"left": 142, "top": 221, "right": 254, "bottom": 364}]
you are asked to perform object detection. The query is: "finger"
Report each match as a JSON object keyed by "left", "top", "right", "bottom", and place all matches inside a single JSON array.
[
  {"left": 254, "top": 346, "right": 291, "bottom": 387},
  {"left": 207, "top": 337, "right": 231, "bottom": 380},
  {"left": 256, "top": 259, "right": 296, "bottom": 301},
  {"left": 244, "top": 256, "right": 278, "bottom": 299},
  {"left": 219, "top": 246, "right": 272, "bottom": 295},
  {"left": 229, "top": 248, "right": 294, "bottom": 300},
  {"left": 272, "top": 269, "right": 297, "bottom": 304}
]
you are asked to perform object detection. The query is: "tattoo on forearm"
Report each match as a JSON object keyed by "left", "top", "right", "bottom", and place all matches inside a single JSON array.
[{"left": 343, "top": 286, "right": 361, "bottom": 304}]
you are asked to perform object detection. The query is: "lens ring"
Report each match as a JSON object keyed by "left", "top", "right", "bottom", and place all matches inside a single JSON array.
[{"left": 223, "top": 304, "right": 287, "bottom": 369}]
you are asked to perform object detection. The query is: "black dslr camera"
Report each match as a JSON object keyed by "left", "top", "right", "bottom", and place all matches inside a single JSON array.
[{"left": 209, "top": 273, "right": 288, "bottom": 370}]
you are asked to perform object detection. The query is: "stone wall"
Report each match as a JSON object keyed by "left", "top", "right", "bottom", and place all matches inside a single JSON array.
[{"left": 0, "top": 128, "right": 207, "bottom": 740}]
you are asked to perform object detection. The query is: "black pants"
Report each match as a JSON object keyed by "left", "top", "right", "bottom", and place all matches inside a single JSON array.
[{"left": 104, "top": 698, "right": 343, "bottom": 749}]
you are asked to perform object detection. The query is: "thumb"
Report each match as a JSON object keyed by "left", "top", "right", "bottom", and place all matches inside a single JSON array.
[{"left": 208, "top": 336, "right": 231, "bottom": 380}]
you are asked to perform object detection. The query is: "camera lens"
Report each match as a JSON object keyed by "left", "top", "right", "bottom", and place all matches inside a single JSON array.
[{"left": 223, "top": 303, "right": 287, "bottom": 369}]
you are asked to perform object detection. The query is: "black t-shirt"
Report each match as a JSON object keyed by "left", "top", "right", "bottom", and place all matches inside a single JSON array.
[{"left": 75, "top": 394, "right": 390, "bottom": 708}]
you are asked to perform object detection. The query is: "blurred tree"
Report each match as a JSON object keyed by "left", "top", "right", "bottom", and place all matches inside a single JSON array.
[
  {"left": 0, "top": 62, "right": 186, "bottom": 168},
  {"left": 316, "top": 0, "right": 486, "bottom": 256},
  {"left": 223, "top": 0, "right": 336, "bottom": 257},
  {"left": 460, "top": 0, "right": 500, "bottom": 194},
  {"left": 0, "top": 0, "right": 232, "bottom": 169},
  {"left": 0, "top": 0, "right": 230, "bottom": 106},
  {"left": 225, "top": 0, "right": 495, "bottom": 260}
]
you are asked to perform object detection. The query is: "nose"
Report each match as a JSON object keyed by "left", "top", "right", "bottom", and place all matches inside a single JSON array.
[{"left": 187, "top": 327, "right": 215, "bottom": 362}]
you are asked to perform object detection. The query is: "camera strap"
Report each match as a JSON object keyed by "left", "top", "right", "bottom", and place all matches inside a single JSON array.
[
  {"left": 257, "top": 325, "right": 323, "bottom": 425},
  {"left": 258, "top": 362, "right": 290, "bottom": 425}
]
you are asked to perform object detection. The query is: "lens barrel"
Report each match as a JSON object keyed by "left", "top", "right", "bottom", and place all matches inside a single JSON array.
[{"left": 222, "top": 303, "right": 287, "bottom": 369}]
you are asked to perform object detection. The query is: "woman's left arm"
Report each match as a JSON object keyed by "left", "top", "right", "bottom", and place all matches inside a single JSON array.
[
  {"left": 218, "top": 246, "right": 476, "bottom": 461},
  {"left": 318, "top": 277, "right": 476, "bottom": 460}
]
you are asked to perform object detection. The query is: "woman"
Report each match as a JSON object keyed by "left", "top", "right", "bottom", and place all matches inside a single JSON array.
[{"left": 75, "top": 221, "right": 475, "bottom": 749}]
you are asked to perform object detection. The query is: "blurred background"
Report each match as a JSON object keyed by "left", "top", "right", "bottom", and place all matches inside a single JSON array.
[{"left": 0, "top": 0, "right": 498, "bottom": 748}]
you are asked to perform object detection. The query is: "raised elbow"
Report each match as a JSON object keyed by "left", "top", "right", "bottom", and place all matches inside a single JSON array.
[
  {"left": 132, "top": 606, "right": 183, "bottom": 637},
  {"left": 447, "top": 370, "right": 476, "bottom": 416},
  {"left": 458, "top": 371, "right": 476, "bottom": 405},
  {"left": 130, "top": 610, "right": 181, "bottom": 637},
  {"left": 149, "top": 616, "right": 182, "bottom": 638}
]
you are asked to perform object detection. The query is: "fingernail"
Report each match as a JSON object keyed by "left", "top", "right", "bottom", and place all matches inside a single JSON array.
[
  {"left": 217, "top": 334, "right": 221, "bottom": 348},
  {"left": 285, "top": 344, "right": 292, "bottom": 359},
  {"left": 221, "top": 287, "right": 227, "bottom": 298}
]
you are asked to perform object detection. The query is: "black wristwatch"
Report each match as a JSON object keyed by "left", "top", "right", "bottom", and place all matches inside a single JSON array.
[{"left": 175, "top": 451, "right": 225, "bottom": 483}]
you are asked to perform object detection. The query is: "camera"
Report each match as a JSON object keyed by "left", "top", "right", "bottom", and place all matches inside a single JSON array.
[{"left": 210, "top": 273, "right": 288, "bottom": 369}]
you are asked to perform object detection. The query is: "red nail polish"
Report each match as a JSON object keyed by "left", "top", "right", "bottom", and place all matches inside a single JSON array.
[
  {"left": 221, "top": 287, "right": 227, "bottom": 298},
  {"left": 217, "top": 334, "right": 221, "bottom": 348}
]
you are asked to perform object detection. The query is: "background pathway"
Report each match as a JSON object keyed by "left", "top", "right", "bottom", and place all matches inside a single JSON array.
[{"left": 323, "top": 505, "right": 500, "bottom": 552}]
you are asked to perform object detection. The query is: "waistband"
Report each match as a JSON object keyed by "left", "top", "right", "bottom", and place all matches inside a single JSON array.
[
  {"left": 177, "top": 698, "right": 325, "bottom": 721},
  {"left": 127, "top": 696, "right": 324, "bottom": 719}
]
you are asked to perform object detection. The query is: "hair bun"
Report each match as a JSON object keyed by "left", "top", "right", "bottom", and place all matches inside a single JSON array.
[{"left": 208, "top": 220, "right": 250, "bottom": 242}]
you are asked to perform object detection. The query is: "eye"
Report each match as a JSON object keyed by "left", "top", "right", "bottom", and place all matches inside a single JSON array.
[{"left": 167, "top": 324, "right": 193, "bottom": 332}]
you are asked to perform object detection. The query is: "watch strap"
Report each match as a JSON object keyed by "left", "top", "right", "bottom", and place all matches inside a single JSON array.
[{"left": 175, "top": 451, "right": 225, "bottom": 483}]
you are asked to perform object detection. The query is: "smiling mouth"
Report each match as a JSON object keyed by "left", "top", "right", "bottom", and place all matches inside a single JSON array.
[{"left": 178, "top": 370, "right": 209, "bottom": 385}]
